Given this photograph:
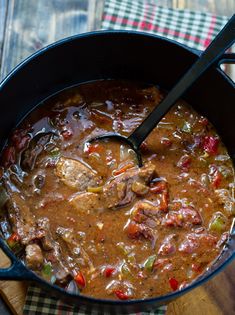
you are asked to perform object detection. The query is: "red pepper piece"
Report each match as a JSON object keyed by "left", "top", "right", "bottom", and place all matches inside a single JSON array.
[
  {"left": 61, "top": 128, "right": 73, "bottom": 140},
  {"left": 192, "top": 263, "right": 202, "bottom": 273},
  {"left": 74, "top": 271, "right": 86, "bottom": 287},
  {"left": 169, "top": 277, "right": 179, "bottom": 291},
  {"left": 161, "top": 138, "right": 172, "bottom": 147},
  {"left": 7, "top": 232, "right": 21, "bottom": 248},
  {"left": 199, "top": 117, "right": 209, "bottom": 126},
  {"left": 8, "top": 232, "right": 20, "bottom": 242},
  {"left": 212, "top": 171, "right": 222, "bottom": 188},
  {"left": 113, "top": 163, "right": 134, "bottom": 176},
  {"left": 177, "top": 154, "right": 191, "bottom": 170},
  {"left": 160, "top": 191, "right": 169, "bottom": 212},
  {"left": 140, "top": 141, "right": 149, "bottom": 153},
  {"left": 126, "top": 222, "right": 141, "bottom": 239},
  {"left": 2, "top": 146, "right": 16, "bottom": 168},
  {"left": 104, "top": 267, "right": 115, "bottom": 278},
  {"left": 0, "top": 167, "right": 3, "bottom": 180},
  {"left": 114, "top": 289, "right": 129, "bottom": 300},
  {"left": 85, "top": 143, "right": 103, "bottom": 154},
  {"left": 203, "top": 136, "right": 219, "bottom": 155},
  {"left": 150, "top": 181, "right": 167, "bottom": 194}
]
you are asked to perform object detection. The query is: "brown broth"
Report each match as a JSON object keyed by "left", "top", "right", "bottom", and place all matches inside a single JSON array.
[{"left": 0, "top": 80, "right": 234, "bottom": 300}]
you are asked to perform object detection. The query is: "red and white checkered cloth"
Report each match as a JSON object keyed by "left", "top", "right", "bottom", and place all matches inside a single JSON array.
[
  {"left": 102, "top": 0, "right": 228, "bottom": 50},
  {"left": 24, "top": 1, "right": 229, "bottom": 314}
]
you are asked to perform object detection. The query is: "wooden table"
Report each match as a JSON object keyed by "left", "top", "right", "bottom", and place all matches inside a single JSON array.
[{"left": 0, "top": 1, "right": 234, "bottom": 314}]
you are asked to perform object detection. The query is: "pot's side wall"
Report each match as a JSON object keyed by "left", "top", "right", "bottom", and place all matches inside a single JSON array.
[
  {"left": 0, "top": 32, "right": 196, "bottom": 147},
  {"left": 1, "top": 33, "right": 234, "bottom": 158}
]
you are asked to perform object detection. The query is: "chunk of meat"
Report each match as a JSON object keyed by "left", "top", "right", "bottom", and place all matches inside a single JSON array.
[
  {"left": 25, "top": 244, "right": 43, "bottom": 270},
  {"left": 158, "top": 234, "right": 176, "bottom": 255},
  {"left": 11, "top": 128, "right": 31, "bottom": 151},
  {"left": 43, "top": 236, "right": 71, "bottom": 284},
  {"left": 21, "top": 132, "right": 56, "bottom": 171},
  {"left": 179, "top": 207, "right": 202, "bottom": 226},
  {"left": 162, "top": 207, "right": 202, "bottom": 228},
  {"left": 37, "top": 217, "right": 55, "bottom": 251},
  {"left": 69, "top": 192, "right": 103, "bottom": 213},
  {"left": 131, "top": 182, "right": 149, "bottom": 196},
  {"left": 6, "top": 192, "right": 45, "bottom": 245},
  {"left": 1, "top": 146, "right": 16, "bottom": 168},
  {"left": 179, "top": 233, "right": 218, "bottom": 254},
  {"left": 126, "top": 221, "right": 157, "bottom": 248},
  {"left": 103, "top": 162, "right": 156, "bottom": 208},
  {"left": 70, "top": 164, "right": 155, "bottom": 212},
  {"left": 131, "top": 201, "right": 161, "bottom": 224},
  {"left": 149, "top": 180, "right": 169, "bottom": 212},
  {"left": 56, "top": 227, "right": 94, "bottom": 271},
  {"left": 153, "top": 258, "right": 171, "bottom": 271},
  {"left": 55, "top": 157, "right": 102, "bottom": 191}
]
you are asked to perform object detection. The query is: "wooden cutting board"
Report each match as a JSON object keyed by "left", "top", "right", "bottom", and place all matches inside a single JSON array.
[{"left": 0, "top": 249, "right": 234, "bottom": 315}]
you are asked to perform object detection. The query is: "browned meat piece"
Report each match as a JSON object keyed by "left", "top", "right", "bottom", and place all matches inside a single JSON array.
[
  {"left": 56, "top": 227, "right": 94, "bottom": 272},
  {"left": 162, "top": 207, "right": 202, "bottom": 228},
  {"left": 179, "top": 207, "right": 202, "bottom": 226},
  {"left": 54, "top": 267, "right": 72, "bottom": 285},
  {"left": 25, "top": 244, "right": 43, "bottom": 270},
  {"left": 179, "top": 233, "right": 218, "bottom": 254},
  {"left": 69, "top": 192, "right": 103, "bottom": 213},
  {"left": 69, "top": 164, "right": 155, "bottom": 213},
  {"left": 43, "top": 235, "right": 71, "bottom": 284},
  {"left": 21, "top": 132, "right": 57, "bottom": 171},
  {"left": 55, "top": 157, "right": 102, "bottom": 191},
  {"left": 126, "top": 220, "right": 157, "bottom": 248},
  {"left": 158, "top": 234, "right": 176, "bottom": 255},
  {"left": 37, "top": 217, "right": 54, "bottom": 251},
  {"left": 103, "top": 163, "right": 156, "bottom": 208},
  {"left": 131, "top": 182, "right": 149, "bottom": 196},
  {"left": 6, "top": 192, "right": 45, "bottom": 245},
  {"left": 153, "top": 258, "right": 171, "bottom": 271},
  {"left": 162, "top": 212, "right": 183, "bottom": 227},
  {"left": 132, "top": 201, "right": 162, "bottom": 224}
]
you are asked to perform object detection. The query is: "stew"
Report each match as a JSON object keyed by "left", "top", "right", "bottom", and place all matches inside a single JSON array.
[{"left": 0, "top": 80, "right": 234, "bottom": 300}]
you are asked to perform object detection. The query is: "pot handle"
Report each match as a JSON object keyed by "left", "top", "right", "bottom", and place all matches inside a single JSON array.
[
  {"left": 189, "top": 46, "right": 235, "bottom": 86},
  {"left": 218, "top": 52, "right": 235, "bottom": 64},
  {"left": 0, "top": 237, "right": 37, "bottom": 280},
  {"left": 217, "top": 52, "right": 235, "bottom": 87}
]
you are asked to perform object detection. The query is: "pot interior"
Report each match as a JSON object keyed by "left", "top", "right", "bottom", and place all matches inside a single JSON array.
[{"left": 0, "top": 31, "right": 234, "bottom": 310}]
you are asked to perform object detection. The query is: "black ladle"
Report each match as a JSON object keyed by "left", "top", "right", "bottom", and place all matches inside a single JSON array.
[{"left": 89, "top": 14, "right": 235, "bottom": 166}]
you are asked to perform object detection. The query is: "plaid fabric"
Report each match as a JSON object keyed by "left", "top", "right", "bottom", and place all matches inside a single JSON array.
[
  {"left": 24, "top": 1, "right": 228, "bottom": 314},
  {"left": 23, "top": 285, "right": 167, "bottom": 315},
  {"left": 102, "top": 0, "right": 228, "bottom": 50}
]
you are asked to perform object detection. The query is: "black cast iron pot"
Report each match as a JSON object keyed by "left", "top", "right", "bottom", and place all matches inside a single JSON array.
[{"left": 0, "top": 31, "right": 234, "bottom": 314}]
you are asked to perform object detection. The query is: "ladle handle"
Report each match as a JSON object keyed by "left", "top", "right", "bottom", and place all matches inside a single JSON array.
[{"left": 128, "top": 14, "right": 235, "bottom": 149}]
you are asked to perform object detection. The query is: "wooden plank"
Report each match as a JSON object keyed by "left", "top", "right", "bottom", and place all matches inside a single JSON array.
[
  {"left": 167, "top": 260, "right": 235, "bottom": 315},
  {"left": 0, "top": 0, "right": 7, "bottom": 69},
  {"left": 173, "top": 0, "right": 235, "bottom": 16},
  {"left": 0, "top": 250, "right": 27, "bottom": 315},
  {"left": 88, "top": 0, "right": 104, "bottom": 31},
  {"left": 0, "top": 0, "right": 89, "bottom": 79}
]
